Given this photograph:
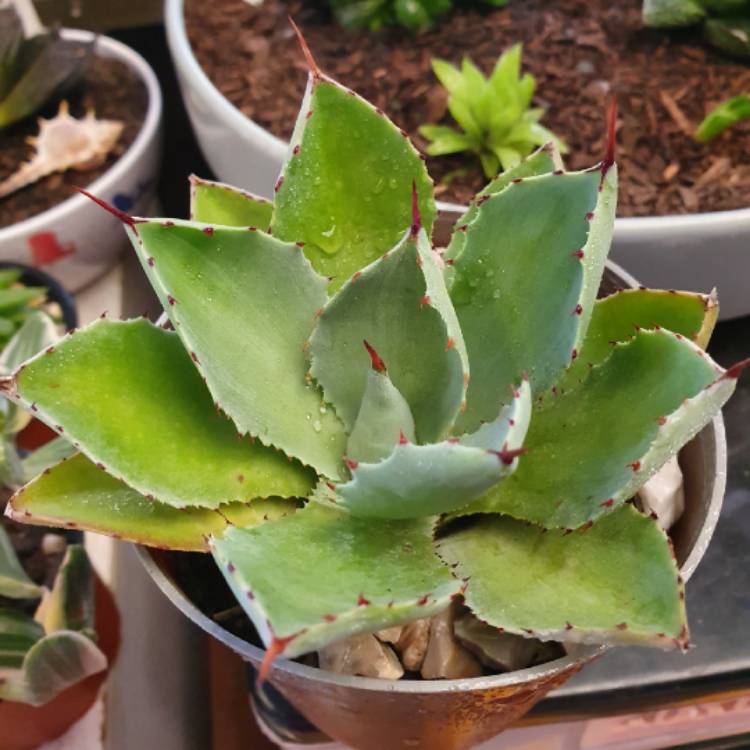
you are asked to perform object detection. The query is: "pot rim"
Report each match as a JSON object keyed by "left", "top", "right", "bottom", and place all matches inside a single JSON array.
[
  {"left": 164, "top": 0, "right": 750, "bottom": 231},
  {"left": 0, "top": 29, "right": 163, "bottom": 243},
  {"left": 136, "top": 251, "right": 727, "bottom": 694}
]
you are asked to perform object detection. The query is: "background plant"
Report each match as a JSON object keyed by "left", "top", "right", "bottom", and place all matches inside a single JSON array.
[
  {"left": 0, "top": 314, "right": 100, "bottom": 706},
  {"left": 643, "top": 0, "right": 750, "bottom": 58},
  {"left": 0, "top": 7, "right": 91, "bottom": 130},
  {"left": 696, "top": 93, "right": 750, "bottom": 141},
  {"left": 419, "top": 45, "right": 566, "bottom": 178},
  {"left": 328, "top": 0, "right": 508, "bottom": 31},
  {"left": 0, "top": 307, "right": 75, "bottom": 489},
  {"left": 1, "top": 34, "right": 744, "bottom": 679},
  {"left": 0, "top": 526, "right": 106, "bottom": 705}
]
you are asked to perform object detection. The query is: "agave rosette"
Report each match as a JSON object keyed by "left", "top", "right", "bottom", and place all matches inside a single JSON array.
[{"left": 1, "top": 35, "right": 744, "bottom": 673}]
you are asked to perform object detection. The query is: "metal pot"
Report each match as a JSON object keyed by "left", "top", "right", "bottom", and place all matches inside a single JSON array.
[{"left": 135, "top": 211, "right": 727, "bottom": 750}]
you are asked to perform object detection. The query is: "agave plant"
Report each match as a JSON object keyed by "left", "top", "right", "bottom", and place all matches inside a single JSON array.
[
  {"left": 643, "top": 0, "right": 750, "bottom": 57},
  {"left": 0, "top": 526, "right": 106, "bottom": 705},
  {"left": 2, "top": 29, "right": 745, "bottom": 681},
  {"left": 0, "top": 8, "right": 91, "bottom": 130}
]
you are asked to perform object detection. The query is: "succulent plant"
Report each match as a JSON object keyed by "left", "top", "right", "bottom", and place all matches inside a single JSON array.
[
  {"left": 695, "top": 93, "right": 750, "bottom": 141},
  {"left": 1, "top": 28, "right": 745, "bottom": 683},
  {"left": 643, "top": 0, "right": 750, "bottom": 58},
  {"left": 328, "top": 0, "right": 508, "bottom": 31},
  {"left": 419, "top": 45, "right": 566, "bottom": 178},
  {"left": 0, "top": 526, "right": 106, "bottom": 705},
  {"left": 0, "top": 8, "right": 91, "bottom": 130},
  {"left": 0, "top": 306, "right": 75, "bottom": 489}
]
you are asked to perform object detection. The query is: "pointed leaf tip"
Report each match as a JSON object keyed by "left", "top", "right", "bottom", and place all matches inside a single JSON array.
[
  {"left": 411, "top": 180, "right": 421, "bottom": 237},
  {"left": 489, "top": 447, "right": 528, "bottom": 466},
  {"left": 603, "top": 98, "right": 617, "bottom": 177},
  {"left": 723, "top": 357, "right": 750, "bottom": 380},
  {"left": 363, "top": 340, "right": 387, "bottom": 373},
  {"left": 289, "top": 16, "right": 321, "bottom": 80},
  {"left": 258, "top": 635, "right": 296, "bottom": 684},
  {"left": 75, "top": 187, "right": 139, "bottom": 227}
]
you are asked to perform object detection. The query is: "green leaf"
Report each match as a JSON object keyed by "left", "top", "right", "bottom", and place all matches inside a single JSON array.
[
  {"left": 0, "top": 310, "right": 58, "bottom": 375},
  {"left": 21, "top": 436, "right": 77, "bottom": 482},
  {"left": 189, "top": 175, "right": 273, "bottom": 228},
  {"left": 0, "top": 269, "right": 22, "bottom": 289},
  {"left": 0, "top": 310, "right": 59, "bottom": 445},
  {"left": 437, "top": 505, "right": 687, "bottom": 648},
  {"left": 0, "top": 629, "right": 106, "bottom": 706},
  {"left": 704, "top": 16, "right": 750, "bottom": 58},
  {"left": 34, "top": 545, "right": 94, "bottom": 635},
  {"left": 696, "top": 94, "right": 750, "bottom": 142},
  {"left": 559, "top": 288, "right": 719, "bottom": 393},
  {"left": 419, "top": 125, "right": 475, "bottom": 156},
  {"left": 431, "top": 58, "right": 467, "bottom": 98},
  {"left": 450, "top": 167, "right": 617, "bottom": 433},
  {"left": 0, "top": 32, "right": 92, "bottom": 130},
  {"left": 309, "top": 228, "right": 468, "bottom": 443},
  {"left": 129, "top": 220, "right": 346, "bottom": 479},
  {"left": 445, "top": 143, "right": 561, "bottom": 263},
  {"left": 272, "top": 75, "right": 436, "bottom": 290},
  {"left": 461, "top": 330, "right": 739, "bottom": 528},
  {"left": 346, "top": 367, "right": 416, "bottom": 464},
  {"left": 3, "top": 319, "right": 314, "bottom": 509},
  {"left": 210, "top": 503, "right": 462, "bottom": 658},
  {"left": 0, "top": 525, "right": 43, "bottom": 599},
  {"left": 0, "top": 609, "right": 43, "bottom": 668},
  {"left": 331, "top": 380, "right": 530, "bottom": 519},
  {"left": 7, "top": 453, "right": 299, "bottom": 552},
  {"left": 642, "top": 0, "right": 707, "bottom": 26},
  {"left": 0, "top": 286, "right": 46, "bottom": 314}
]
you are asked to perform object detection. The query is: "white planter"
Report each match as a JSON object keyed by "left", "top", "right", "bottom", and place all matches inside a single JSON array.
[
  {"left": 0, "top": 30, "right": 163, "bottom": 293},
  {"left": 165, "top": 0, "right": 750, "bottom": 319}
]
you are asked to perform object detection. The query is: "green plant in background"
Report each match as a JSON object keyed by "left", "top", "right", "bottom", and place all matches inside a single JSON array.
[
  {"left": 0, "top": 269, "right": 64, "bottom": 351},
  {"left": 0, "top": 309, "right": 75, "bottom": 489},
  {"left": 696, "top": 93, "right": 750, "bottom": 141},
  {"left": 0, "top": 526, "right": 106, "bottom": 705},
  {"left": 643, "top": 0, "right": 750, "bottom": 58},
  {"left": 1, "top": 30, "right": 745, "bottom": 679},
  {"left": 329, "top": 0, "right": 508, "bottom": 31},
  {"left": 0, "top": 7, "right": 91, "bottom": 130},
  {"left": 419, "top": 45, "right": 566, "bottom": 178}
]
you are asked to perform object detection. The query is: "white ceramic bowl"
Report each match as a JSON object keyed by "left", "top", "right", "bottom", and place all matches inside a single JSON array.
[
  {"left": 165, "top": 0, "right": 750, "bottom": 319},
  {"left": 0, "top": 30, "right": 163, "bottom": 293}
]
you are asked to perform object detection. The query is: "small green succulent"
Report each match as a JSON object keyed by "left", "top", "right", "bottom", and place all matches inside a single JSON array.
[
  {"left": 420, "top": 45, "right": 566, "bottom": 178},
  {"left": 1, "top": 33, "right": 744, "bottom": 680},
  {"left": 643, "top": 0, "right": 750, "bottom": 57},
  {"left": 0, "top": 8, "right": 91, "bottom": 130},
  {"left": 328, "top": 0, "right": 508, "bottom": 31},
  {"left": 0, "top": 526, "right": 106, "bottom": 705},
  {"left": 696, "top": 93, "right": 750, "bottom": 141}
]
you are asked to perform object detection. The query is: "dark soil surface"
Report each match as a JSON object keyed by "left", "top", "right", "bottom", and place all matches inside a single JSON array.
[
  {"left": 0, "top": 55, "right": 148, "bottom": 229},
  {"left": 186, "top": 0, "right": 750, "bottom": 216},
  {"left": 0, "top": 489, "right": 67, "bottom": 617}
]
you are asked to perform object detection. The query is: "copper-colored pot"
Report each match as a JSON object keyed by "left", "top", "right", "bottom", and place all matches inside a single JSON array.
[{"left": 137, "top": 212, "right": 727, "bottom": 750}]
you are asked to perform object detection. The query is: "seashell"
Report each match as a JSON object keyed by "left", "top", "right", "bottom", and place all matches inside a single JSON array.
[{"left": 0, "top": 101, "right": 123, "bottom": 200}]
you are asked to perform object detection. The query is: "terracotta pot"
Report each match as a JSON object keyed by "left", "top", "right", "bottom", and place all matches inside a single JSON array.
[
  {"left": 135, "top": 211, "right": 727, "bottom": 750},
  {"left": 0, "top": 576, "right": 121, "bottom": 750}
]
